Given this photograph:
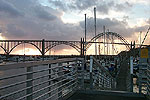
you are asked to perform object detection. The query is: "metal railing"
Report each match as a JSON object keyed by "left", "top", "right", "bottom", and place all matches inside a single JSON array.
[
  {"left": 147, "top": 63, "right": 150, "bottom": 98},
  {"left": 127, "top": 56, "right": 150, "bottom": 100},
  {"left": 88, "top": 56, "right": 116, "bottom": 90},
  {"left": 127, "top": 57, "right": 148, "bottom": 94},
  {"left": 126, "top": 56, "right": 133, "bottom": 92},
  {"left": 0, "top": 58, "right": 83, "bottom": 100}
]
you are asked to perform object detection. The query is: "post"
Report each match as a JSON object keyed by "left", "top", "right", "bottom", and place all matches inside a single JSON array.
[
  {"left": 80, "top": 38, "right": 83, "bottom": 56},
  {"left": 133, "top": 41, "right": 135, "bottom": 56},
  {"left": 42, "top": 39, "right": 45, "bottom": 60},
  {"left": 48, "top": 64, "right": 51, "bottom": 98},
  {"left": 58, "top": 63, "right": 63, "bottom": 99},
  {"left": 107, "top": 30, "right": 109, "bottom": 55},
  {"left": 81, "top": 59, "right": 85, "bottom": 89},
  {"left": 103, "top": 26, "right": 105, "bottom": 55},
  {"left": 84, "top": 14, "right": 87, "bottom": 69},
  {"left": 26, "top": 67, "right": 33, "bottom": 100},
  {"left": 94, "top": 7, "right": 97, "bottom": 56},
  {"left": 130, "top": 56, "right": 133, "bottom": 92},
  {"left": 90, "top": 56, "right": 93, "bottom": 89},
  {"left": 82, "top": 38, "right": 84, "bottom": 56},
  {"left": 74, "top": 59, "right": 78, "bottom": 90},
  {"left": 112, "top": 34, "right": 114, "bottom": 55},
  {"left": 139, "top": 64, "right": 142, "bottom": 94}
]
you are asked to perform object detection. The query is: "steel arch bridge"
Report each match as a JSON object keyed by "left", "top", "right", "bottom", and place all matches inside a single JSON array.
[
  {"left": 0, "top": 32, "right": 130, "bottom": 56},
  {"left": 86, "top": 32, "right": 130, "bottom": 50},
  {"left": 0, "top": 40, "right": 81, "bottom": 56}
]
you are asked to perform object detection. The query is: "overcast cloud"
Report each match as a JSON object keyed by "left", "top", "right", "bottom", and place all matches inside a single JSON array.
[
  {"left": 0, "top": 0, "right": 149, "bottom": 42},
  {"left": 49, "top": 0, "right": 132, "bottom": 14}
]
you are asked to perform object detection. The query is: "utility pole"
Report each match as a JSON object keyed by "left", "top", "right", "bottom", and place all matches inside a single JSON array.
[
  {"left": 84, "top": 14, "right": 87, "bottom": 67},
  {"left": 107, "top": 29, "right": 109, "bottom": 55},
  {"left": 103, "top": 26, "right": 105, "bottom": 55},
  {"left": 94, "top": 7, "right": 97, "bottom": 56},
  {"left": 85, "top": 14, "right": 87, "bottom": 45},
  {"left": 112, "top": 33, "right": 114, "bottom": 55}
]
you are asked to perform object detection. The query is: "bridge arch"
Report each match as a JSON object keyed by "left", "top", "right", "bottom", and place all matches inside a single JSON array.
[
  {"left": 86, "top": 32, "right": 130, "bottom": 50},
  {"left": 8, "top": 42, "right": 42, "bottom": 55},
  {"left": 45, "top": 42, "right": 80, "bottom": 54},
  {"left": 0, "top": 46, "right": 7, "bottom": 54}
]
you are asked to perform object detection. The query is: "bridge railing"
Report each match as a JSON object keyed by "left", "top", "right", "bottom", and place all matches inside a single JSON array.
[
  {"left": 0, "top": 58, "right": 83, "bottom": 100},
  {"left": 88, "top": 56, "right": 116, "bottom": 90}
]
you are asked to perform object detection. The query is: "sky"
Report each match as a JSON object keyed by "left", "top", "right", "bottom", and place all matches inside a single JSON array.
[{"left": 0, "top": 0, "right": 150, "bottom": 55}]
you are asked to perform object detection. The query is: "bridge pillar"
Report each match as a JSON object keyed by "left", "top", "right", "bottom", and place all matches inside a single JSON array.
[
  {"left": 42, "top": 39, "right": 45, "bottom": 60},
  {"left": 130, "top": 41, "right": 133, "bottom": 50},
  {"left": 6, "top": 42, "right": 10, "bottom": 60},
  {"left": 6, "top": 53, "right": 10, "bottom": 61}
]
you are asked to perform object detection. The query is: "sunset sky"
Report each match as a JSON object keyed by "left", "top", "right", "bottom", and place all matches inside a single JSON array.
[{"left": 0, "top": 0, "right": 150, "bottom": 55}]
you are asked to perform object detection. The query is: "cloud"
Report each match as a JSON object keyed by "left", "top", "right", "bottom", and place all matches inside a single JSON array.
[
  {"left": 49, "top": 0, "right": 132, "bottom": 15},
  {"left": 73, "top": 0, "right": 98, "bottom": 10},
  {"left": 5, "top": 24, "right": 26, "bottom": 38},
  {"left": 146, "top": 18, "right": 150, "bottom": 24},
  {"left": 134, "top": 25, "right": 149, "bottom": 33},
  {"left": 0, "top": 0, "right": 148, "bottom": 42},
  {"left": 0, "top": 0, "right": 23, "bottom": 17},
  {"left": 34, "top": 6, "right": 57, "bottom": 21},
  {"left": 96, "top": 1, "right": 114, "bottom": 14},
  {"left": 115, "top": 2, "right": 132, "bottom": 12},
  {"left": 95, "top": 1, "right": 132, "bottom": 14},
  {"left": 80, "top": 17, "right": 134, "bottom": 38},
  {"left": 49, "top": 0, "right": 68, "bottom": 11},
  {"left": 0, "top": 0, "right": 83, "bottom": 40}
]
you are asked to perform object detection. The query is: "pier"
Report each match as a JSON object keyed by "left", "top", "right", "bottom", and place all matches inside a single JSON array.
[{"left": 0, "top": 52, "right": 149, "bottom": 100}]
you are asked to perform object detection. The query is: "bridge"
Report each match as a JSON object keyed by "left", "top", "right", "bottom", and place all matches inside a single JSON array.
[{"left": 0, "top": 32, "right": 139, "bottom": 56}]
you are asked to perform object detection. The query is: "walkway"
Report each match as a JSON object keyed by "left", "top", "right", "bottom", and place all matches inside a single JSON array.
[
  {"left": 116, "top": 58, "right": 128, "bottom": 91},
  {"left": 67, "top": 57, "right": 148, "bottom": 100}
]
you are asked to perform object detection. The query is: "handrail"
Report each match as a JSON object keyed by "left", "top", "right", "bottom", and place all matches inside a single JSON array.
[
  {"left": 92, "top": 57, "right": 113, "bottom": 78},
  {"left": 89, "top": 56, "right": 116, "bottom": 90},
  {"left": 147, "top": 64, "right": 150, "bottom": 98},
  {"left": 0, "top": 58, "right": 84, "bottom": 100},
  {"left": 0, "top": 58, "right": 82, "bottom": 71}
]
